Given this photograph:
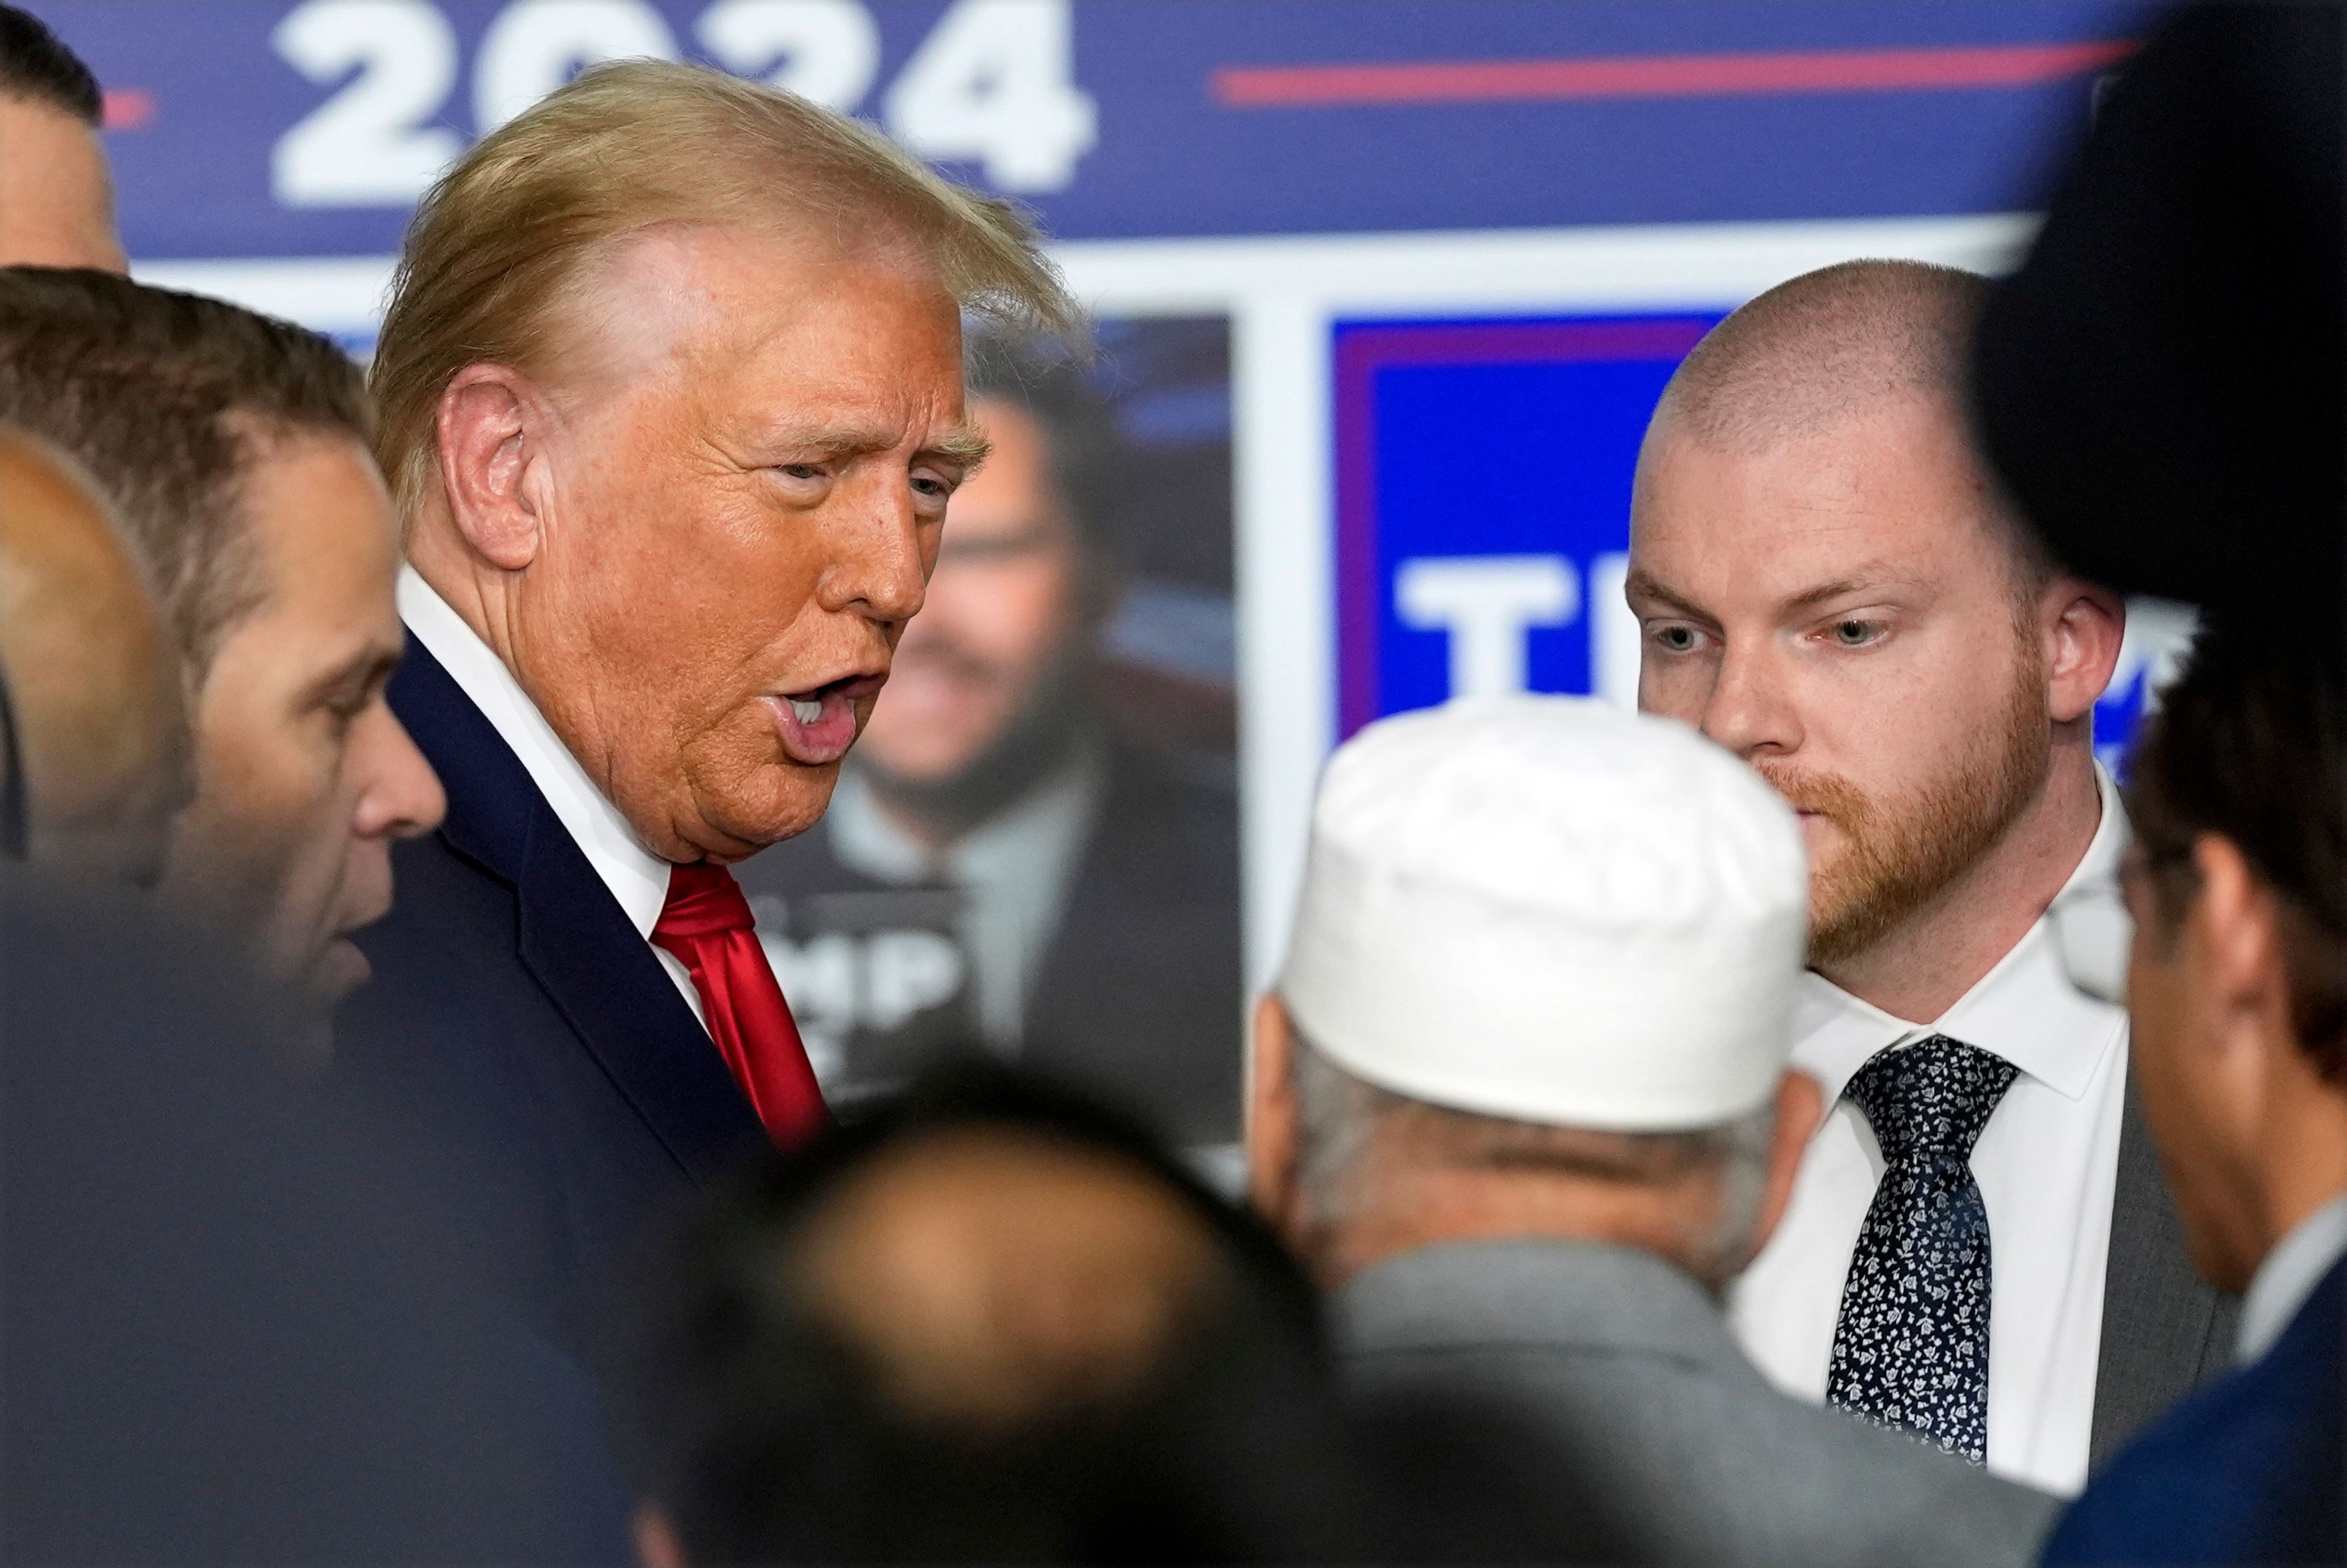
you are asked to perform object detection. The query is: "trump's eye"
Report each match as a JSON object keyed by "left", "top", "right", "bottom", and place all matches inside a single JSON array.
[{"left": 777, "top": 463, "right": 824, "bottom": 481}]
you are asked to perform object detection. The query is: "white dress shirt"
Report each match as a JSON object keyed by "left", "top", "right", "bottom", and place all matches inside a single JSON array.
[
  {"left": 1730, "top": 768, "right": 2132, "bottom": 1498},
  {"left": 2237, "top": 1192, "right": 2347, "bottom": 1364},
  {"left": 398, "top": 566, "right": 708, "bottom": 1028}
]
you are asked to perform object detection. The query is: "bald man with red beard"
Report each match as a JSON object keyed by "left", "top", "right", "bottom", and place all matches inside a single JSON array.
[{"left": 1625, "top": 259, "right": 2235, "bottom": 1500}]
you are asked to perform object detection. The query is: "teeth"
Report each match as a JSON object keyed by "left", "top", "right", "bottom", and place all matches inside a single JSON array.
[{"left": 790, "top": 697, "right": 823, "bottom": 725}]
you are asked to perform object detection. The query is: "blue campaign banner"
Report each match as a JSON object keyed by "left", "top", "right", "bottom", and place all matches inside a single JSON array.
[
  {"left": 1335, "top": 315, "right": 1716, "bottom": 736},
  {"left": 1335, "top": 314, "right": 2181, "bottom": 761},
  {"left": 44, "top": 0, "right": 2149, "bottom": 262}
]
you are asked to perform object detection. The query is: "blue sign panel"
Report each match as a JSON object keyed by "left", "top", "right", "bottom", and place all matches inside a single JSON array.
[{"left": 1335, "top": 315, "right": 1714, "bottom": 736}]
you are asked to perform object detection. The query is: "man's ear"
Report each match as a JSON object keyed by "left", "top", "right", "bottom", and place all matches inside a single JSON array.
[
  {"left": 435, "top": 364, "right": 548, "bottom": 572},
  {"left": 1744, "top": 1068, "right": 1823, "bottom": 1265},
  {"left": 1246, "top": 993, "right": 1304, "bottom": 1242},
  {"left": 2190, "top": 832, "right": 2292, "bottom": 1082},
  {"left": 2044, "top": 577, "right": 2127, "bottom": 725},
  {"left": 632, "top": 1505, "right": 687, "bottom": 1568}
]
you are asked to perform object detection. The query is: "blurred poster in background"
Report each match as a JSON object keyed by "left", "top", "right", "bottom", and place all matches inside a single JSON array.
[
  {"left": 42, "top": 0, "right": 2187, "bottom": 1137},
  {"left": 736, "top": 320, "right": 1242, "bottom": 1141}
]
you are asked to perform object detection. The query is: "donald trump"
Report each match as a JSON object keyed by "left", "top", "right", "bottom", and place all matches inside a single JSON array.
[{"left": 339, "top": 60, "right": 1077, "bottom": 1354}]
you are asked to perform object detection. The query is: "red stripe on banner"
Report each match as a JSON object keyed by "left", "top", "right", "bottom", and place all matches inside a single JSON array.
[
  {"left": 1213, "top": 40, "right": 2136, "bottom": 109},
  {"left": 101, "top": 89, "right": 155, "bottom": 130}
]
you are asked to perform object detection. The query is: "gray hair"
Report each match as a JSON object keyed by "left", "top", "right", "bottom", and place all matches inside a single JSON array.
[{"left": 1290, "top": 1028, "right": 1773, "bottom": 1288}]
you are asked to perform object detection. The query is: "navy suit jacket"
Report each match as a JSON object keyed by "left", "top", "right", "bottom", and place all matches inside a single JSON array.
[
  {"left": 2044, "top": 1255, "right": 2343, "bottom": 1565},
  {"left": 337, "top": 638, "right": 766, "bottom": 1360}
]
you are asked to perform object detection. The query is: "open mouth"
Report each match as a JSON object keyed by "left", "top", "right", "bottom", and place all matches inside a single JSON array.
[{"left": 767, "top": 673, "right": 884, "bottom": 766}]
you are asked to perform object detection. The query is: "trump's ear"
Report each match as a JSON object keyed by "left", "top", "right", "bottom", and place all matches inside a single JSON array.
[
  {"left": 436, "top": 364, "right": 547, "bottom": 572},
  {"left": 1247, "top": 993, "right": 1306, "bottom": 1244}
]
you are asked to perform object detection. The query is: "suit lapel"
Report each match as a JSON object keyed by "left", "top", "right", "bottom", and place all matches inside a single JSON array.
[
  {"left": 510, "top": 809, "right": 765, "bottom": 1185},
  {"left": 391, "top": 636, "right": 764, "bottom": 1187},
  {"left": 2090, "top": 1061, "right": 2241, "bottom": 1470}
]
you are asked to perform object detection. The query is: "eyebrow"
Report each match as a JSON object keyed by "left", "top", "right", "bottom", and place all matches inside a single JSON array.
[
  {"left": 1627, "top": 562, "right": 1926, "bottom": 620},
  {"left": 1777, "top": 566, "right": 1925, "bottom": 615},
  {"left": 761, "top": 420, "right": 993, "bottom": 471},
  {"left": 1622, "top": 568, "right": 1714, "bottom": 623},
  {"left": 300, "top": 639, "right": 403, "bottom": 708},
  {"left": 927, "top": 425, "right": 992, "bottom": 471}
]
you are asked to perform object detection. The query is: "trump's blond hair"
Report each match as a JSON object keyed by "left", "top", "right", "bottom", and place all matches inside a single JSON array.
[{"left": 370, "top": 59, "right": 1078, "bottom": 522}]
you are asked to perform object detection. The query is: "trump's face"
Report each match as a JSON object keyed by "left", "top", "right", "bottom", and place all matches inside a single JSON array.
[{"left": 497, "top": 226, "right": 977, "bottom": 862}]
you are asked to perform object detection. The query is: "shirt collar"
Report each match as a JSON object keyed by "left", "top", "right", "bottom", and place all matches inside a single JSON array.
[
  {"left": 1791, "top": 765, "right": 2131, "bottom": 1113},
  {"left": 2238, "top": 1190, "right": 2347, "bottom": 1363},
  {"left": 398, "top": 566, "right": 674, "bottom": 939}
]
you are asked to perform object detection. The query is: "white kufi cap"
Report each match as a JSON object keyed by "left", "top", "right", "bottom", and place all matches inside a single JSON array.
[{"left": 1279, "top": 695, "right": 1807, "bottom": 1129}]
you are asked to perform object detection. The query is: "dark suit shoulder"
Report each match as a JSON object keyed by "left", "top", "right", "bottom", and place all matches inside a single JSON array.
[
  {"left": 343, "top": 640, "right": 763, "bottom": 1356},
  {"left": 2051, "top": 1261, "right": 2343, "bottom": 1565}
]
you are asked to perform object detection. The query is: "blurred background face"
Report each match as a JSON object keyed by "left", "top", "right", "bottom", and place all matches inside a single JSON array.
[
  {"left": 163, "top": 433, "right": 443, "bottom": 1011},
  {"left": 0, "top": 95, "right": 123, "bottom": 271},
  {"left": 854, "top": 395, "right": 1087, "bottom": 799},
  {"left": 510, "top": 225, "right": 971, "bottom": 863},
  {"left": 1629, "top": 395, "right": 2052, "bottom": 963}
]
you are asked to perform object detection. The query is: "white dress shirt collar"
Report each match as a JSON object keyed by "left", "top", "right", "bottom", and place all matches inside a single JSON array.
[
  {"left": 397, "top": 566, "right": 673, "bottom": 939},
  {"left": 2237, "top": 1190, "right": 2347, "bottom": 1364},
  {"left": 1792, "top": 765, "right": 2129, "bottom": 1112}
]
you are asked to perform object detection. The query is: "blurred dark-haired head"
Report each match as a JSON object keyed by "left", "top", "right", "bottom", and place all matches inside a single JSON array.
[
  {"left": 623, "top": 1063, "right": 1373, "bottom": 1564},
  {"left": 0, "top": 5, "right": 120, "bottom": 271},
  {"left": 1973, "top": 3, "right": 2344, "bottom": 652},
  {"left": 2120, "top": 619, "right": 2347, "bottom": 1292}
]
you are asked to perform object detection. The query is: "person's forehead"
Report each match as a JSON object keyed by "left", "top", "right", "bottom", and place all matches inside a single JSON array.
[
  {"left": 235, "top": 434, "right": 400, "bottom": 613},
  {"left": 0, "top": 95, "right": 100, "bottom": 156},
  {"left": 553, "top": 221, "right": 962, "bottom": 400},
  {"left": 1634, "top": 400, "right": 2000, "bottom": 579}
]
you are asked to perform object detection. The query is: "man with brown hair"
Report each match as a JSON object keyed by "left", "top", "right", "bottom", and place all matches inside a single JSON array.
[
  {"left": 1626, "top": 258, "right": 2230, "bottom": 1497},
  {"left": 341, "top": 59, "right": 1078, "bottom": 1352},
  {"left": 0, "top": 267, "right": 445, "bottom": 1038}
]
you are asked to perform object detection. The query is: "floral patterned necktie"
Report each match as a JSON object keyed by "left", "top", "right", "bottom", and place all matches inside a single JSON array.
[{"left": 1826, "top": 1034, "right": 2018, "bottom": 1463}]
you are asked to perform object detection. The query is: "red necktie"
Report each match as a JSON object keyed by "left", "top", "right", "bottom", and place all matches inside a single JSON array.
[{"left": 651, "top": 861, "right": 827, "bottom": 1147}]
